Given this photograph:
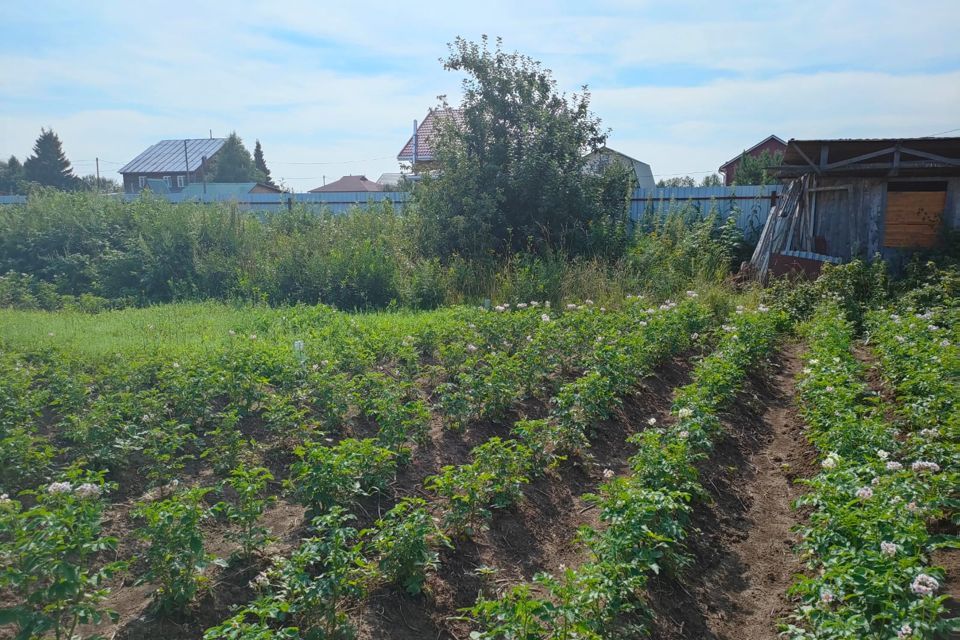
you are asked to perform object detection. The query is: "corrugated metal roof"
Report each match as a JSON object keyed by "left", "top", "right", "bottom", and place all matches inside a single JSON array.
[
  {"left": 119, "top": 138, "right": 227, "bottom": 174},
  {"left": 309, "top": 175, "right": 385, "bottom": 193},
  {"left": 397, "top": 109, "right": 465, "bottom": 163}
]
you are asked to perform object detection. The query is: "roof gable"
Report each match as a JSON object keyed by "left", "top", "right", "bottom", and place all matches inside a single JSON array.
[
  {"left": 120, "top": 138, "right": 227, "bottom": 174},
  {"left": 719, "top": 135, "right": 787, "bottom": 170},
  {"left": 397, "top": 108, "right": 465, "bottom": 163},
  {"left": 309, "top": 175, "right": 385, "bottom": 193}
]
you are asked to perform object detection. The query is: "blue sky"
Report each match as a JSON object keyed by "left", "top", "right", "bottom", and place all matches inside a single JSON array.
[{"left": 2, "top": 0, "right": 959, "bottom": 191}]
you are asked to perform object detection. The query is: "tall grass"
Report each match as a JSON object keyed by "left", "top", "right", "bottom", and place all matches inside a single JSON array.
[{"left": 0, "top": 191, "right": 745, "bottom": 311}]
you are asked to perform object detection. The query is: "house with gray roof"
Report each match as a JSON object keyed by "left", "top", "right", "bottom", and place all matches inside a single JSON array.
[
  {"left": 119, "top": 138, "right": 226, "bottom": 193},
  {"left": 309, "top": 175, "right": 385, "bottom": 193}
]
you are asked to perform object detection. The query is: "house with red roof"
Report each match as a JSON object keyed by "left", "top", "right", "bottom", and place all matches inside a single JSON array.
[
  {"left": 719, "top": 135, "right": 787, "bottom": 185},
  {"left": 397, "top": 108, "right": 465, "bottom": 170}
]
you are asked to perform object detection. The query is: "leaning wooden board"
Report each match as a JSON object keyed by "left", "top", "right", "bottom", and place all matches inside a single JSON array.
[{"left": 883, "top": 191, "right": 945, "bottom": 248}]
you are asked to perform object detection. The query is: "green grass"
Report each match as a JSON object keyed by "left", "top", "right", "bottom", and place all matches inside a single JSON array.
[{"left": 0, "top": 301, "right": 474, "bottom": 362}]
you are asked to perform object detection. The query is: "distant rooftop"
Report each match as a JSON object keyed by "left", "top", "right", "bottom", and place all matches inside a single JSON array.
[
  {"left": 119, "top": 138, "right": 227, "bottom": 174},
  {"left": 309, "top": 175, "right": 385, "bottom": 193},
  {"left": 397, "top": 108, "right": 465, "bottom": 163}
]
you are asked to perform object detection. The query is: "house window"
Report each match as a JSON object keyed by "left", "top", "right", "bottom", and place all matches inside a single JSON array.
[
  {"left": 138, "top": 176, "right": 147, "bottom": 188},
  {"left": 177, "top": 175, "right": 186, "bottom": 188},
  {"left": 163, "top": 176, "right": 172, "bottom": 187}
]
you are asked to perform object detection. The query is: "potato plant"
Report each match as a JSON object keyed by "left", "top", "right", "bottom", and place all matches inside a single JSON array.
[
  {"left": 0, "top": 471, "right": 126, "bottom": 640},
  {"left": 784, "top": 301, "right": 958, "bottom": 639}
]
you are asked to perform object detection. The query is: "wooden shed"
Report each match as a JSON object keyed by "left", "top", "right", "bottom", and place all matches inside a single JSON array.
[{"left": 750, "top": 137, "right": 960, "bottom": 280}]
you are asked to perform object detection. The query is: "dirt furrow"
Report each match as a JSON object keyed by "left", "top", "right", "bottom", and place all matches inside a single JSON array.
[{"left": 650, "top": 342, "right": 817, "bottom": 640}]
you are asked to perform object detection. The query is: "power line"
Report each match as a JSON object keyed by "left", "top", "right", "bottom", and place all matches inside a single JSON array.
[
  {"left": 269, "top": 156, "right": 395, "bottom": 165},
  {"left": 924, "top": 127, "right": 960, "bottom": 137}
]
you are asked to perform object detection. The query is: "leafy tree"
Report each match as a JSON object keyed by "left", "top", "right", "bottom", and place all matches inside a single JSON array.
[
  {"left": 253, "top": 140, "right": 275, "bottom": 187},
  {"left": 209, "top": 132, "right": 264, "bottom": 183},
  {"left": 0, "top": 155, "right": 25, "bottom": 194},
  {"left": 23, "top": 129, "right": 77, "bottom": 190},
  {"left": 656, "top": 176, "right": 696, "bottom": 188},
  {"left": 700, "top": 173, "right": 723, "bottom": 187},
  {"left": 416, "top": 36, "right": 629, "bottom": 258},
  {"left": 79, "top": 174, "right": 122, "bottom": 193},
  {"left": 732, "top": 149, "right": 783, "bottom": 186}
]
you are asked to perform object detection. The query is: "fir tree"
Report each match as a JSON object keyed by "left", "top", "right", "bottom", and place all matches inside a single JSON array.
[
  {"left": 0, "top": 155, "right": 24, "bottom": 194},
  {"left": 23, "top": 129, "right": 77, "bottom": 190},
  {"left": 210, "top": 132, "right": 263, "bottom": 183},
  {"left": 253, "top": 140, "right": 275, "bottom": 187}
]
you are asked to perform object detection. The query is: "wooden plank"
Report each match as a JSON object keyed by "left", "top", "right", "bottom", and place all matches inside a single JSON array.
[
  {"left": 825, "top": 146, "right": 896, "bottom": 170},
  {"left": 883, "top": 190, "right": 946, "bottom": 247}
]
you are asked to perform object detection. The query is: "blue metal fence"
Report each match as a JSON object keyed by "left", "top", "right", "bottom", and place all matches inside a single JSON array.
[
  {"left": 630, "top": 185, "right": 779, "bottom": 240},
  {"left": 1, "top": 185, "right": 779, "bottom": 235}
]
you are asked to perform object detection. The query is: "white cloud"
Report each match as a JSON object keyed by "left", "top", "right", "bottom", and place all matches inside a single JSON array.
[{"left": 2, "top": 0, "right": 958, "bottom": 190}]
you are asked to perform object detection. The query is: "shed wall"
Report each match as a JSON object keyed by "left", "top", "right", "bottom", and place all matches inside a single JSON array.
[{"left": 803, "top": 176, "right": 960, "bottom": 266}]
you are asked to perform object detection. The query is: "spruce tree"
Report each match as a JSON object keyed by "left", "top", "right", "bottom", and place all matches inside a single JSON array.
[
  {"left": 23, "top": 129, "right": 77, "bottom": 190},
  {"left": 210, "top": 132, "right": 262, "bottom": 183},
  {"left": 0, "top": 155, "right": 24, "bottom": 194},
  {"left": 253, "top": 140, "right": 275, "bottom": 187}
]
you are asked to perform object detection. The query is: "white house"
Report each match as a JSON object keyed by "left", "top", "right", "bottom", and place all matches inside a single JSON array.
[{"left": 583, "top": 147, "right": 655, "bottom": 189}]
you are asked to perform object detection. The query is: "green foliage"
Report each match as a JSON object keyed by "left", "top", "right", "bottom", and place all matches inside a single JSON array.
[
  {"left": 784, "top": 301, "right": 959, "bottom": 638},
  {"left": 415, "top": 36, "right": 629, "bottom": 259},
  {"left": 629, "top": 209, "right": 745, "bottom": 299},
  {"left": 467, "top": 306, "right": 785, "bottom": 638},
  {"left": 428, "top": 437, "right": 534, "bottom": 537},
  {"left": 213, "top": 465, "right": 276, "bottom": 559},
  {"left": 252, "top": 140, "right": 276, "bottom": 188},
  {"left": 266, "top": 508, "right": 366, "bottom": 638},
  {"left": 732, "top": 148, "right": 783, "bottom": 186},
  {"left": 763, "top": 258, "right": 890, "bottom": 324},
  {"left": 0, "top": 470, "right": 126, "bottom": 640},
  {"left": 134, "top": 487, "right": 217, "bottom": 614},
  {"left": 0, "top": 155, "right": 25, "bottom": 194},
  {"left": 209, "top": 132, "right": 265, "bottom": 184},
  {"left": 22, "top": 129, "right": 77, "bottom": 191},
  {"left": 286, "top": 438, "right": 397, "bottom": 518},
  {"left": 364, "top": 497, "right": 449, "bottom": 595},
  {"left": 0, "top": 187, "right": 753, "bottom": 310}
]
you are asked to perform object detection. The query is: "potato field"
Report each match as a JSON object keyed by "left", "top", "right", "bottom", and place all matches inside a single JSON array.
[{"left": 0, "top": 272, "right": 957, "bottom": 640}]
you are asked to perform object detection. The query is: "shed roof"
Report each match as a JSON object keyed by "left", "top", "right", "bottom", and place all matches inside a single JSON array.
[
  {"left": 179, "top": 182, "right": 280, "bottom": 198},
  {"left": 309, "top": 175, "right": 385, "bottom": 193},
  {"left": 719, "top": 135, "right": 787, "bottom": 170},
  {"left": 120, "top": 138, "right": 227, "bottom": 174},
  {"left": 397, "top": 108, "right": 465, "bottom": 163},
  {"left": 776, "top": 137, "right": 960, "bottom": 177}
]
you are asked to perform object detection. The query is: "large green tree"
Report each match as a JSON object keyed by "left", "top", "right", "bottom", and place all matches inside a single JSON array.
[
  {"left": 209, "top": 132, "right": 264, "bottom": 183},
  {"left": 416, "top": 36, "right": 629, "bottom": 258},
  {"left": 23, "top": 129, "right": 77, "bottom": 190},
  {"left": 253, "top": 140, "right": 275, "bottom": 187}
]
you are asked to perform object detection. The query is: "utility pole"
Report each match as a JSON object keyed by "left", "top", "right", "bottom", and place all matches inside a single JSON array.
[
  {"left": 201, "top": 155, "right": 207, "bottom": 195},
  {"left": 95, "top": 157, "right": 100, "bottom": 193},
  {"left": 183, "top": 140, "right": 190, "bottom": 187}
]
